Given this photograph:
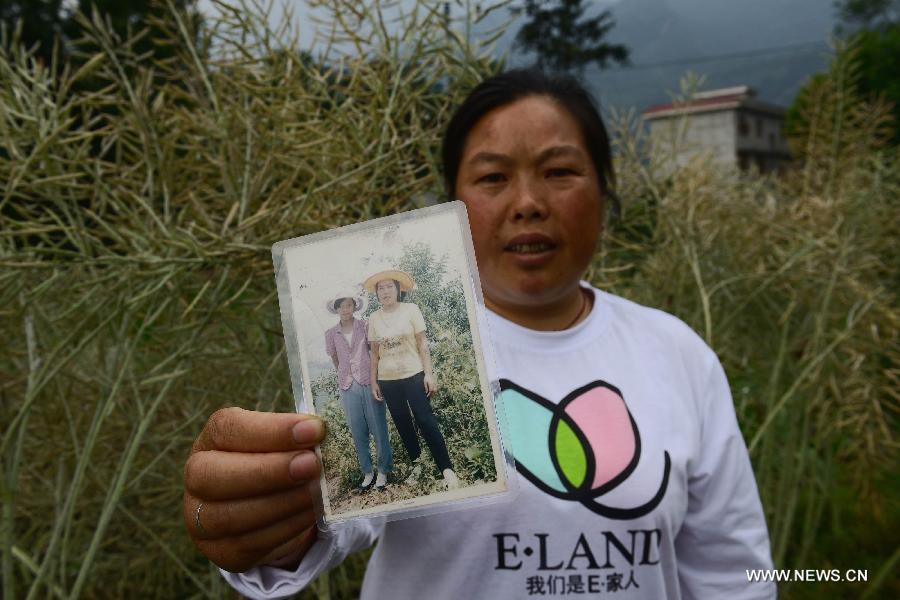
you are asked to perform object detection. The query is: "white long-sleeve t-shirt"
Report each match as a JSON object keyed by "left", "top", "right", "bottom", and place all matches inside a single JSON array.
[{"left": 222, "top": 287, "right": 776, "bottom": 599}]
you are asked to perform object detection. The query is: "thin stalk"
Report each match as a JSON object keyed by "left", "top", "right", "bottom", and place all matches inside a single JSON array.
[
  {"left": 2, "top": 300, "right": 41, "bottom": 599},
  {"left": 860, "top": 546, "right": 900, "bottom": 600},
  {"left": 772, "top": 400, "right": 811, "bottom": 567},
  {"left": 749, "top": 300, "right": 872, "bottom": 453},
  {"left": 9, "top": 546, "right": 66, "bottom": 599},
  {"left": 68, "top": 370, "right": 183, "bottom": 598},
  {"left": 116, "top": 504, "right": 214, "bottom": 598},
  {"left": 26, "top": 300, "right": 171, "bottom": 600},
  {"left": 1, "top": 308, "right": 117, "bottom": 457}
]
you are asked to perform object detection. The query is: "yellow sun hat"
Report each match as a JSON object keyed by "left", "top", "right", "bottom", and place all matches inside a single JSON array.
[{"left": 363, "top": 269, "right": 416, "bottom": 294}]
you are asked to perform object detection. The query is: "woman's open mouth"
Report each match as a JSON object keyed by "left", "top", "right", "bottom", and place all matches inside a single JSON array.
[
  {"left": 505, "top": 235, "right": 558, "bottom": 266},
  {"left": 506, "top": 242, "right": 555, "bottom": 253}
]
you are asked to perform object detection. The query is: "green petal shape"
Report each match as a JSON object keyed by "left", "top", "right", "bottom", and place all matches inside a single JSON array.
[{"left": 554, "top": 419, "right": 587, "bottom": 489}]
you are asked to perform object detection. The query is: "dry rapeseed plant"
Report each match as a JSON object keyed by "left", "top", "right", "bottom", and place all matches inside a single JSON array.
[
  {"left": 594, "top": 38, "right": 897, "bottom": 595},
  {"left": 1, "top": 1, "right": 505, "bottom": 598}
]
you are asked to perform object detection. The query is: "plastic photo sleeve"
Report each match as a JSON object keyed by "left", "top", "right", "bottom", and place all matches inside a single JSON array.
[{"left": 272, "top": 202, "right": 516, "bottom": 528}]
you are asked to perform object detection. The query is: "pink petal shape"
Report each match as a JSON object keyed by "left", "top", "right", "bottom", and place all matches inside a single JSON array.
[{"left": 565, "top": 387, "right": 636, "bottom": 490}]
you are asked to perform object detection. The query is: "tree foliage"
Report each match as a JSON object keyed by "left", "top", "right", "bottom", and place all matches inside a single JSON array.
[
  {"left": 0, "top": 0, "right": 201, "bottom": 69},
  {"left": 834, "top": 0, "right": 900, "bottom": 31},
  {"left": 852, "top": 24, "right": 900, "bottom": 142},
  {"left": 512, "top": 0, "right": 628, "bottom": 73},
  {"left": 789, "top": 1, "right": 900, "bottom": 145},
  {"left": 0, "top": 0, "right": 64, "bottom": 65}
]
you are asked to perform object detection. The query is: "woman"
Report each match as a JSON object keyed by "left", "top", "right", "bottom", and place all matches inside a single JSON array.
[
  {"left": 323, "top": 293, "right": 391, "bottom": 491},
  {"left": 362, "top": 270, "right": 457, "bottom": 488},
  {"left": 183, "top": 68, "right": 775, "bottom": 599}
]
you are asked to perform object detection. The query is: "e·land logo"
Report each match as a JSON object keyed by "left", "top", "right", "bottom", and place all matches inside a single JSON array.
[{"left": 498, "top": 379, "right": 671, "bottom": 520}]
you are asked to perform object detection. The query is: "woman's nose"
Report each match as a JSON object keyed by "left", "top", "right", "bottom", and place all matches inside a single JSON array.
[{"left": 511, "top": 178, "right": 548, "bottom": 221}]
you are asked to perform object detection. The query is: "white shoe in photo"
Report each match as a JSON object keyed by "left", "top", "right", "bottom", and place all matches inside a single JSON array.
[
  {"left": 442, "top": 469, "right": 459, "bottom": 490},
  {"left": 357, "top": 472, "right": 375, "bottom": 492},
  {"left": 375, "top": 471, "right": 388, "bottom": 490}
]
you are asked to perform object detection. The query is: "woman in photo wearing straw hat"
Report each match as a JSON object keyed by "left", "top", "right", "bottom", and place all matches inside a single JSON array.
[
  {"left": 364, "top": 269, "right": 459, "bottom": 489},
  {"left": 324, "top": 293, "right": 392, "bottom": 492}
]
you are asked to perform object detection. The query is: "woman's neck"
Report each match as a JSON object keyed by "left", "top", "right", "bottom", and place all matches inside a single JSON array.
[
  {"left": 339, "top": 316, "right": 354, "bottom": 326},
  {"left": 485, "top": 286, "right": 592, "bottom": 331},
  {"left": 381, "top": 302, "right": 399, "bottom": 313}
]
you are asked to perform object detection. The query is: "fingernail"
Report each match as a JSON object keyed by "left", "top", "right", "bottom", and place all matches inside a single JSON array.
[
  {"left": 292, "top": 418, "right": 323, "bottom": 444},
  {"left": 289, "top": 452, "right": 318, "bottom": 481}
]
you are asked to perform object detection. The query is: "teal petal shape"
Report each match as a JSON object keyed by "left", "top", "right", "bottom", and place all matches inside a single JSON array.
[{"left": 498, "top": 389, "right": 567, "bottom": 493}]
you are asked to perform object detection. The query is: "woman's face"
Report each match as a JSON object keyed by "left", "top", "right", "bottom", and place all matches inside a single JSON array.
[
  {"left": 454, "top": 95, "right": 603, "bottom": 310},
  {"left": 337, "top": 297, "right": 355, "bottom": 318},
  {"left": 375, "top": 279, "right": 399, "bottom": 306}
]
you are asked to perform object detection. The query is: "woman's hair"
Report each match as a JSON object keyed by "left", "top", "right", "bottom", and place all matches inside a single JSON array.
[{"left": 441, "top": 66, "right": 618, "bottom": 215}]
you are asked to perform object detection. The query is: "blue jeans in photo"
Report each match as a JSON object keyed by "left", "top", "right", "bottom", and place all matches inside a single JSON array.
[{"left": 340, "top": 380, "right": 392, "bottom": 475}]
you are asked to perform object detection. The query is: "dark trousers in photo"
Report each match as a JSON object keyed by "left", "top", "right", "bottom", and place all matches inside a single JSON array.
[{"left": 378, "top": 371, "right": 452, "bottom": 472}]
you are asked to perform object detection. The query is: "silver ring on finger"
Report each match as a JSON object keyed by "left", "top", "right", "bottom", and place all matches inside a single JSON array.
[{"left": 195, "top": 502, "right": 209, "bottom": 536}]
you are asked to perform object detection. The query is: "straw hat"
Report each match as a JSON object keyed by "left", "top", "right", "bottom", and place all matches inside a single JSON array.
[
  {"left": 325, "top": 292, "right": 367, "bottom": 315},
  {"left": 363, "top": 269, "right": 416, "bottom": 294}
]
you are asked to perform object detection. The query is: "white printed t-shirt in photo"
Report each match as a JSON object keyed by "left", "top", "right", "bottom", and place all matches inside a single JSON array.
[{"left": 367, "top": 302, "right": 427, "bottom": 381}]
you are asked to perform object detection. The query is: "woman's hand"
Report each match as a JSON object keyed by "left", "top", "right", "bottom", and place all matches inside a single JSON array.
[
  {"left": 183, "top": 407, "right": 325, "bottom": 573},
  {"left": 423, "top": 374, "right": 437, "bottom": 397},
  {"left": 414, "top": 332, "right": 435, "bottom": 397},
  {"left": 369, "top": 341, "right": 382, "bottom": 401}
]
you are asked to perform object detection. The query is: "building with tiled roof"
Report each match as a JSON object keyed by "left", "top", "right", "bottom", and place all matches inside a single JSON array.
[{"left": 642, "top": 86, "right": 791, "bottom": 173}]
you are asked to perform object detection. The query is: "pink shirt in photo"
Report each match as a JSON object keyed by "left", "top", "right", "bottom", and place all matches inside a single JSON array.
[{"left": 324, "top": 318, "right": 371, "bottom": 390}]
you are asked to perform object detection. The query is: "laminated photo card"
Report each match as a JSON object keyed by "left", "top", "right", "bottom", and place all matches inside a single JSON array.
[{"left": 272, "top": 202, "right": 514, "bottom": 527}]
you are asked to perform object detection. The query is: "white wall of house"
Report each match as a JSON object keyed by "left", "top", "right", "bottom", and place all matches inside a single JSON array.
[
  {"left": 646, "top": 104, "right": 791, "bottom": 174},
  {"left": 648, "top": 110, "right": 738, "bottom": 168}
]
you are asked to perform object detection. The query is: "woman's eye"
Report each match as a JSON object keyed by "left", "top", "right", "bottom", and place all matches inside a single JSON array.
[
  {"left": 547, "top": 167, "right": 576, "bottom": 178},
  {"left": 476, "top": 172, "right": 506, "bottom": 184}
]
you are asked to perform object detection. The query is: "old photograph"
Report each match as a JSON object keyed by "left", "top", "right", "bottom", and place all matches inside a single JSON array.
[{"left": 274, "top": 203, "right": 507, "bottom": 523}]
